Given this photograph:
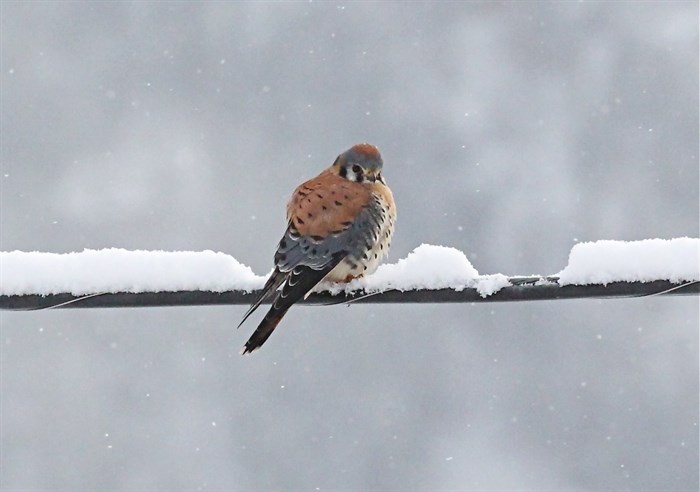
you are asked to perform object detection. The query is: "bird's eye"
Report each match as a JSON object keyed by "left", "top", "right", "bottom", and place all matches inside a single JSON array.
[{"left": 352, "top": 164, "right": 362, "bottom": 174}]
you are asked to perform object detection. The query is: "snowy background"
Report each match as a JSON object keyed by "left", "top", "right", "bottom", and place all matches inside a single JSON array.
[{"left": 1, "top": 2, "right": 698, "bottom": 490}]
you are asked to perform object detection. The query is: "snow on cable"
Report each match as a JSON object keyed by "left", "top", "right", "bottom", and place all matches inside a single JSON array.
[
  {"left": 557, "top": 238, "right": 699, "bottom": 286},
  {"left": 0, "top": 248, "right": 266, "bottom": 296},
  {"left": 1, "top": 238, "right": 697, "bottom": 298}
]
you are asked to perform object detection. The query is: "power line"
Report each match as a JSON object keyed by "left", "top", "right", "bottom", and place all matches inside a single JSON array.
[{"left": 1, "top": 277, "right": 697, "bottom": 311}]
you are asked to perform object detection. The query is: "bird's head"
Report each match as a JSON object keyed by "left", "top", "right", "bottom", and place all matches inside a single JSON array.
[{"left": 332, "top": 143, "right": 384, "bottom": 183}]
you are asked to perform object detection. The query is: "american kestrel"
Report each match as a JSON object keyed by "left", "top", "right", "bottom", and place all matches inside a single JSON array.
[{"left": 239, "top": 143, "right": 396, "bottom": 354}]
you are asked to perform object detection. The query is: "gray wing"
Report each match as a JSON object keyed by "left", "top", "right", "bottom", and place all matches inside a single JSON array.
[
  {"left": 274, "top": 194, "right": 384, "bottom": 272},
  {"left": 238, "top": 194, "right": 383, "bottom": 330}
]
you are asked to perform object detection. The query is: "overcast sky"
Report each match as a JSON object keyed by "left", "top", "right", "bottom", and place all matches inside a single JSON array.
[{"left": 1, "top": 2, "right": 698, "bottom": 490}]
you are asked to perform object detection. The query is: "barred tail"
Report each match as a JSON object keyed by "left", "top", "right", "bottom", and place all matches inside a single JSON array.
[{"left": 240, "top": 256, "right": 343, "bottom": 354}]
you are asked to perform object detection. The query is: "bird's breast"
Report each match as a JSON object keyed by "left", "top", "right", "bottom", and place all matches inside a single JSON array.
[{"left": 324, "top": 187, "right": 396, "bottom": 283}]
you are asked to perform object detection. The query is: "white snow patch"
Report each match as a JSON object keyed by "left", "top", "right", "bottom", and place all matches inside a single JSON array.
[
  {"left": 0, "top": 248, "right": 266, "bottom": 296},
  {"left": 473, "top": 274, "right": 512, "bottom": 297},
  {"left": 325, "top": 244, "right": 507, "bottom": 297},
  {"left": 557, "top": 238, "right": 700, "bottom": 286}
]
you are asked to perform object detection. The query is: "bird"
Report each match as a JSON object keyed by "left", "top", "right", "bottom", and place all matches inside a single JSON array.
[{"left": 238, "top": 143, "right": 396, "bottom": 354}]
